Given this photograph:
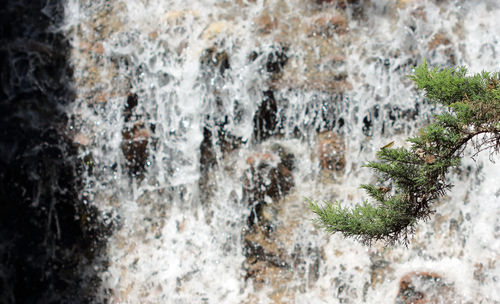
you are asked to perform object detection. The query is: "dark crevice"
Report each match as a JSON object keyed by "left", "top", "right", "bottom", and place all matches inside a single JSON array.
[{"left": 0, "top": 1, "right": 108, "bottom": 303}]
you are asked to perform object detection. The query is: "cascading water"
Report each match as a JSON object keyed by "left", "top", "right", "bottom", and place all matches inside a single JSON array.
[{"left": 61, "top": 0, "right": 500, "bottom": 302}]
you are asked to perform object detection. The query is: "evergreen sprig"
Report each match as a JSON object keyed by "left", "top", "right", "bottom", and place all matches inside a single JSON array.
[{"left": 309, "top": 61, "right": 500, "bottom": 245}]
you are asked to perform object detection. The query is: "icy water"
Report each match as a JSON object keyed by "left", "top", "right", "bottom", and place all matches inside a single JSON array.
[{"left": 62, "top": 0, "right": 500, "bottom": 303}]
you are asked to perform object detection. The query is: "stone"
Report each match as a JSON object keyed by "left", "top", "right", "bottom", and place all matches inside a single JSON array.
[
  {"left": 123, "top": 93, "right": 139, "bottom": 122},
  {"left": 243, "top": 145, "right": 294, "bottom": 224},
  {"left": 121, "top": 94, "right": 150, "bottom": 177},
  {"left": 121, "top": 122, "right": 149, "bottom": 177},
  {"left": 263, "top": 46, "right": 289, "bottom": 83},
  {"left": 310, "top": 15, "right": 348, "bottom": 37},
  {"left": 242, "top": 144, "right": 299, "bottom": 290},
  {"left": 217, "top": 129, "right": 243, "bottom": 156},
  {"left": 253, "top": 90, "right": 279, "bottom": 141},
  {"left": 201, "top": 21, "right": 231, "bottom": 40},
  {"left": 278, "top": 40, "right": 351, "bottom": 93},
  {"left": 317, "top": 131, "right": 345, "bottom": 172},
  {"left": 427, "top": 32, "right": 456, "bottom": 64},
  {"left": 200, "top": 47, "right": 230, "bottom": 75},
  {"left": 254, "top": 13, "right": 278, "bottom": 35},
  {"left": 428, "top": 32, "right": 451, "bottom": 50},
  {"left": 395, "top": 272, "right": 455, "bottom": 304},
  {"left": 369, "top": 256, "right": 393, "bottom": 288},
  {"left": 199, "top": 126, "right": 218, "bottom": 202},
  {"left": 240, "top": 144, "right": 323, "bottom": 301},
  {"left": 242, "top": 227, "right": 296, "bottom": 298},
  {"left": 244, "top": 228, "right": 289, "bottom": 268},
  {"left": 198, "top": 117, "right": 244, "bottom": 205}
]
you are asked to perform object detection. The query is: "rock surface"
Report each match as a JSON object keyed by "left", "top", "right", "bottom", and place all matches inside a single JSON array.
[
  {"left": 317, "top": 130, "right": 346, "bottom": 172},
  {"left": 395, "top": 272, "right": 456, "bottom": 304}
]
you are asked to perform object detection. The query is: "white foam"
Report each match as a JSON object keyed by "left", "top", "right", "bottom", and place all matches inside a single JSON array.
[{"left": 64, "top": 0, "right": 500, "bottom": 302}]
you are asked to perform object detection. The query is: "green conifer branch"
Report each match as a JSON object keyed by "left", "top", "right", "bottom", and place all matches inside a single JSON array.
[{"left": 309, "top": 61, "right": 500, "bottom": 245}]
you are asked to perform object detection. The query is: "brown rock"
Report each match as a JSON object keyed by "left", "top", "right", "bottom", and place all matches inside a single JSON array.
[
  {"left": 370, "top": 257, "right": 393, "bottom": 288},
  {"left": 306, "top": 77, "right": 352, "bottom": 93},
  {"left": 428, "top": 32, "right": 451, "bottom": 50},
  {"left": 242, "top": 145, "right": 294, "bottom": 230},
  {"left": 201, "top": 21, "right": 230, "bottom": 40},
  {"left": 148, "top": 31, "right": 159, "bottom": 40},
  {"left": 244, "top": 228, "right": 288, "bottom": 267},
  {"left": 242, "top": 227, "right": 298, "bottom": 300},
  {"left": 246, "top": 152, "right": 274, "bottom": 166},
  {"left": 200, "top": 47, "right": 230, "bottom": 75},
  {"left": 245, "top": 260, "right": 282, "bottom": 284},
  {"left": 73, "top": 133, "right": 91, "bottom": 146},
  {"left": 243, "top": 145, "right": 294, "bottom": 206},
  {"left": 395, "top": 272, "right": 455, "bottom": 304},
  {"left": 122, "top": 122, "right": 149, "bottom": 176},
  {"left": 317, "top": 131, "right": 345, "bottom": 171},
  {"left": 311, "top": 15, "right": 348, "bottom": 37},
  {"left": 121, "top": 94, "right": 150, "bottom": 177},
  {"left": 254, "top": 13, "right": 278, "bottom": 35}
]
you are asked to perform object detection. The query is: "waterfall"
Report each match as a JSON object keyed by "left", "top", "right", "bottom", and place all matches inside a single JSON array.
[{"left": 61, "top": 0, "right": 500, "bottom": 302}]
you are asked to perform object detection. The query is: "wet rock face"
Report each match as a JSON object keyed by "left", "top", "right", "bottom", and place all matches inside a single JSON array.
[
  {"left": 200, "top": 47, "right": 231, "bottom": 75},
  {"left": 249, "top": 45, "right": 289, "bottom": 83},
  {"left": 198, "top": 126, "right": 218, "bottom": 202},
  {"left": 311, "top": 15, "right": 349, "bottom": 37},
  {"left": 254, "top": 13, "right": 279, "bottom": 35},
  {"left": 121, "top": 93, "right": 150, "bottom": 178},
  {"left": 242, "top": 234, "right": 323, "bottom": 302},
  {"left": 242, "top": 146, "right": 293, "bottom": 221},
  {"left": 0, "top": 1, "right": 109, "bottom": 303},
  {"left": 244, "top": 228, "right": 289, "bottom": 270},
  {"left": 317, "top": 130, "right": 345, "bottom": 172},
  {"left": 242, "top": 220, "right": 323, "bottom": 297},
  {"left": 265, "top": 46, "right": 289, "bottom": 79},
  {"left": 243, "top": 145, "right": 294, "bottom": 228},
  {"left": 253, "top": 90, "right": 281, "bottom": 142},
  {"left": 395, "top": 272, "right": 455, "bottom": 304},
  {"left": 427, "top": 32, "right": 456, "bottom": 65},
  {"left": 240, "top": 144, "right": 323, "bottom": 296},
  {"left": 198, "top": 116, "right": 244, "bottom": 203}
]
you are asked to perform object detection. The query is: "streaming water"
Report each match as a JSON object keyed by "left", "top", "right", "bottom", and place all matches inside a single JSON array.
[{"left": 63, "top": 0, "right": 500, "bottom": 302}]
